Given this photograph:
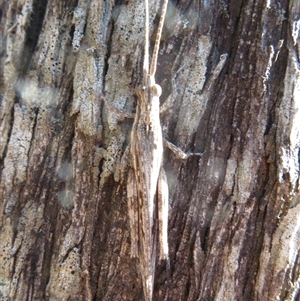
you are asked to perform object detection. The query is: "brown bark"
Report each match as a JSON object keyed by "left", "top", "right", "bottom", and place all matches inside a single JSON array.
[{"left": 0, "top": 0, "right": 300, "bottom": 300}]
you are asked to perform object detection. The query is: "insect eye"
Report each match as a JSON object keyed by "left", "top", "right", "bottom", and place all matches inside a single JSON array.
[
  {"left": 136, "top": 86, "right": 146, "bottom": 98},
  {"left": 152, "top": 84, "right": 162, "bottom": 97}
]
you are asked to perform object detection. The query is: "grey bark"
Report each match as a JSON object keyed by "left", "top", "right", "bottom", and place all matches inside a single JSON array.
[{"left": 0, "top": 0, "right": 300, "bottom": 300}]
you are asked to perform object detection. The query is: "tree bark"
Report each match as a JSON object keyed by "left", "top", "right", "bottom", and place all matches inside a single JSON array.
[{"left": 1, "top": 0, "right": 300, "bottom": 300}]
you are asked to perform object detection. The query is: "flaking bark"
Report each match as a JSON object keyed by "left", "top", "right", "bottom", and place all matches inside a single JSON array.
[{"left": 0, "top": 0, "right": 300, "bottom": 300}]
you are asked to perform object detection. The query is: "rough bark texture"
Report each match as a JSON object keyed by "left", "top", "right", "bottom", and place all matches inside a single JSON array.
[{"left": 1, "top": 0, "right": 300, "bottom": 300}]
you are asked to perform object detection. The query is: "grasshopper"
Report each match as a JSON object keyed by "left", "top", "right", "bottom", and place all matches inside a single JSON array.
[{"left": 126, "top": 0, "right": 169, "bottom": 300}]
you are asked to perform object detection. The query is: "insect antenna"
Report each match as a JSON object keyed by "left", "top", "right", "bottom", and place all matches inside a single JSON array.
[
  {"left": 143, "top": 0, "right": 150, "bottom": 84},
  {"left": 149, "top": 0, "right": 168, "bottom": 78}
]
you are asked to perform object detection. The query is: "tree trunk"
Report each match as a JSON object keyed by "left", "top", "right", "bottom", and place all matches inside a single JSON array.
[{"left": 1, "top": 0, "right": 300, "bottom": 300}]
